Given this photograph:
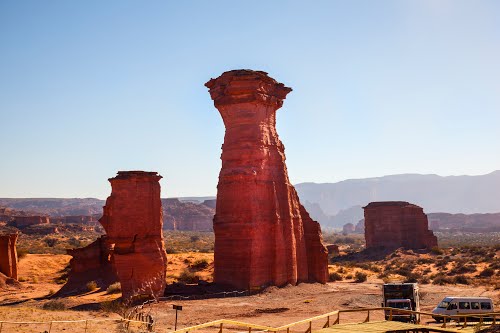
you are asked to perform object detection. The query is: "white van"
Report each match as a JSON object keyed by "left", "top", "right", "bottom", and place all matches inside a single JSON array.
[{"left": 432, "top": 297, "right": 494, "bottom": 322}]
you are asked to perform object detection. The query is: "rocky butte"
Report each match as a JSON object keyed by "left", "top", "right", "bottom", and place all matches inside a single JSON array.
[
  {"left": 363, "top": 201, "right": 438, "bottom": 250},
  {"left": 0, "top": 233, "right": 18, "bottom": 280},
  {"left": 205, "top": 69, "right": 328, "bottom": 290}
]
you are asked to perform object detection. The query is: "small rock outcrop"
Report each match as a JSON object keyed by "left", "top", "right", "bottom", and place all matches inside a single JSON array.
[
  {"left": 363, "top": 201, "right": 438, "bottom": 249},
  {"left": 100, "top": 171, "right": 168, "bottom": 299},
  {"left": 206, "top": 70, "right": 328, "bottom": 290},
  {"left": 0, "top": 234, "right": 18, "bottom": 280}
]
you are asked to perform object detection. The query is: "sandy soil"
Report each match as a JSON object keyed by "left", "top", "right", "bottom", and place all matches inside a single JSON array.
[{"left": 0, "top": 254, "right": 498, "bottom": 333}]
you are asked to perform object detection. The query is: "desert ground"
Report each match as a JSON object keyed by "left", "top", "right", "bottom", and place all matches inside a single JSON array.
[{"left": 1, "top": 246, "right": 498, "bottom": 333}]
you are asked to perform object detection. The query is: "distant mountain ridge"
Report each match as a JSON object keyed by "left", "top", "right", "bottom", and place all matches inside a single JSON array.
[{"left": 296, "top": 171, "right": 500, "bottom": 217}]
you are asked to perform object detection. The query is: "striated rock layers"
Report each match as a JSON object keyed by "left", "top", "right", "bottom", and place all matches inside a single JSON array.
[
  {"left": 99, "top": 171, "right": 168, "bottom": 299},
  {"left": 0, "top": 234, "right": 18, "bottom": 280},
  {"left": 364, "top": 201, "right": 438, "bottom": 250},
  {"left": 65, "top": 236, "right": 117, "bottom": 284},
  {"left": 205, "top": 70, "right": 328, "bottom": 290}
]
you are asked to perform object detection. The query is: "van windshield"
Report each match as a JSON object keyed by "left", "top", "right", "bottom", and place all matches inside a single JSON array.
[
  {"left": 388, "top": 302, "right": 411, "bottom": 309},
  {"left": 438, "top": 301, "right": 450, "bottom": 309}
]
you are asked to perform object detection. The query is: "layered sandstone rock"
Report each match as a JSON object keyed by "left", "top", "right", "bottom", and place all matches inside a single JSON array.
[
  {"left": 0, "top": 234, "right": 18, "bottom": 280},
  {"left": 364, "top": 201, "right": 438, "bottom": 249},
  {"left": 99, "top": 171, "right": 167, "bottom": 299},
  {"left": 12, "top": 216, "right": 50, "bottom": 228},
  {"left": 206, "top": 70, "right": 328, "bottom": 289}
]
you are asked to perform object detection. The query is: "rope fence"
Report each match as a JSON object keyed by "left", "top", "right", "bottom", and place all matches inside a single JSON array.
[{"left": 1, "top": 306, "right": 498, "bottom": 333}]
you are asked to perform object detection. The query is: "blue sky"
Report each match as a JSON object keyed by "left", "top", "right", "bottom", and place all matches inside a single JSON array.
[{"left": 0, "top": 1, "right": 499, "bottom": 198}]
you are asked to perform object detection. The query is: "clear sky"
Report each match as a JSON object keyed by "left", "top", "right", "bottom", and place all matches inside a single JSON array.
[{"left": 0, "top": 0, "right": 499, "bottom": 198}]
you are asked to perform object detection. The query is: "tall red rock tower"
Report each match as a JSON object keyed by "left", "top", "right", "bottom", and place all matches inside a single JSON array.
[
  {"left": 206, "top": 70, "right": 328, "bottom": 289},
  {"left": 99, "top": 171, "right": 167, "bottom": 299}
]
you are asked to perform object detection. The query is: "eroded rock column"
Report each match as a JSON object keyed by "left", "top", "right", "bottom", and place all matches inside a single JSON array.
[
  {"left": 0, "top": 234, "right": 18, "bottom": 280},
  {"left": 206, "top": 70, "right": 328, "bottom": 290},
  {"left": 99, "top": 171, "right": 168, "bottom": 299}
]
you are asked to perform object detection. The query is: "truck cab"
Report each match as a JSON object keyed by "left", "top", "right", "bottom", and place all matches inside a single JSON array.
[{"left": 382, "top": 283, "right": 420, "bottom": 323}]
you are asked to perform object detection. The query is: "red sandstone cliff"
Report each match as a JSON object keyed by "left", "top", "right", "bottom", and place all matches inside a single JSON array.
[
  {"left": 364, "top": 201, "right": 438, "bottom": 250},
  {"left": 206, "top": 70, "right": 328, "bottom": 290}
]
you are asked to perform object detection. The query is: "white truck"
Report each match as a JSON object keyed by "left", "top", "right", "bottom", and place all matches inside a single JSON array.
[{"left": 382, "top": 283, "right": 420, "bottom": 323}]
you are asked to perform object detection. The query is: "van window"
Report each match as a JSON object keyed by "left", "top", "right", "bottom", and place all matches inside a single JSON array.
[
  {"left": 481, "top": 302, "right": 492, "bottom": 310},
  {"left": 447, "top": 303, "right": 457, "bottom": 310},
  {"left": 459, "top": 302, "right": 470, "bottom": 310},
  {"left": 438, "top": 301, "right": 449, "bottom": 309},
  {"left": 471, "top": 302, "right": 480, "bottom": 310}
]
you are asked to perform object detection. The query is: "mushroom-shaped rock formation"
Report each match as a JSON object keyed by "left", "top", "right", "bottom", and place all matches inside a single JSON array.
[{"left": 206, "top": 70, "right": 328, "bottom": 290}]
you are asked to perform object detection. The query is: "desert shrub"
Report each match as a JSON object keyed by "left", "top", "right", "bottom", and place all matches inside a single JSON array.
[
  {"left": 417, "top": 258, "right": 433, "bottom": 265},
  {"left": 451, "top": 263, "right": 476, "bottom": 275},
  {"left": 479, "top": 268, "right": 495, "bottom": 278},
  {"left": 430, "top": 247, "right": 444, "bottom": 255},
  {"left": 422, "top": 268, "right": 432, "bottom": 275},
  {"left": 404, "top": 273, "right": 420, "bottom": 283},
  {"left": 454, "top": 275, "right": 469, "bottom": 285},
  {"left": 55, "top": 277, "right": 67, "bottom": 285},
  {"left": 18, "top": 276, "right": 27, "bottom": 282},
  {"left": 165, "top": 246, "right": 178, "bottom": 254},
  {"left": 47, "top": 289, "right": 55, "bottom": 296},
  {"left": 190, "top": 235, "right": 200, "bottom": 242},
  {"left": 106, "top": 282, "right": 121, "bottom": 294},
  {"left": 32, "top": 276, "right": 39, "bottom": 283},
  {"left": 337, "top": 267, "right": 345, "bottom": 274},
  {"left": 419, "top": 277, "right": 430, "bottom": 284},
  {"left": 329, "top": 272, "right": 343, "bottom": 281},
  {"left": 101, "top": 300, "right": 127, "bottom": 315},
  {"left": 43, "top": 237, "right": 58, "bottom": 248},
  {"left": 178, "top": 269, "right": 198, "bottom": 284},
  {"left": 86, "top": 281, "right": 98, "bottom": 291},
  {"left": 17, "top": 248, "right": 29, "bottom": 261},
  {"left": 345, "top": 274, "right": 353, "bottom": 280},
  {"left": 432, "top": 274, "right": 453, "bottom": 285},
  {"left": 68, "top": 237, "right": 82, "bottom": 248},
  {"left": 43, "top": 300, "right": 66, "bottom": 311},
  {"left": 354, "top": 271, "right": 367, "bottom": 283},
  {"left": 190, "top": 259, "right": 209, "bottom": 271}
]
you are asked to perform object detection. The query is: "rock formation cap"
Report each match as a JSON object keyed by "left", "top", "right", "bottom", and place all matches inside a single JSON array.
[
  {"left": 110, "top": 171, "right": 162, "bottom": 181},
  {"left": 205, "top": 69, "right": 292, "bottom": 107}
]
